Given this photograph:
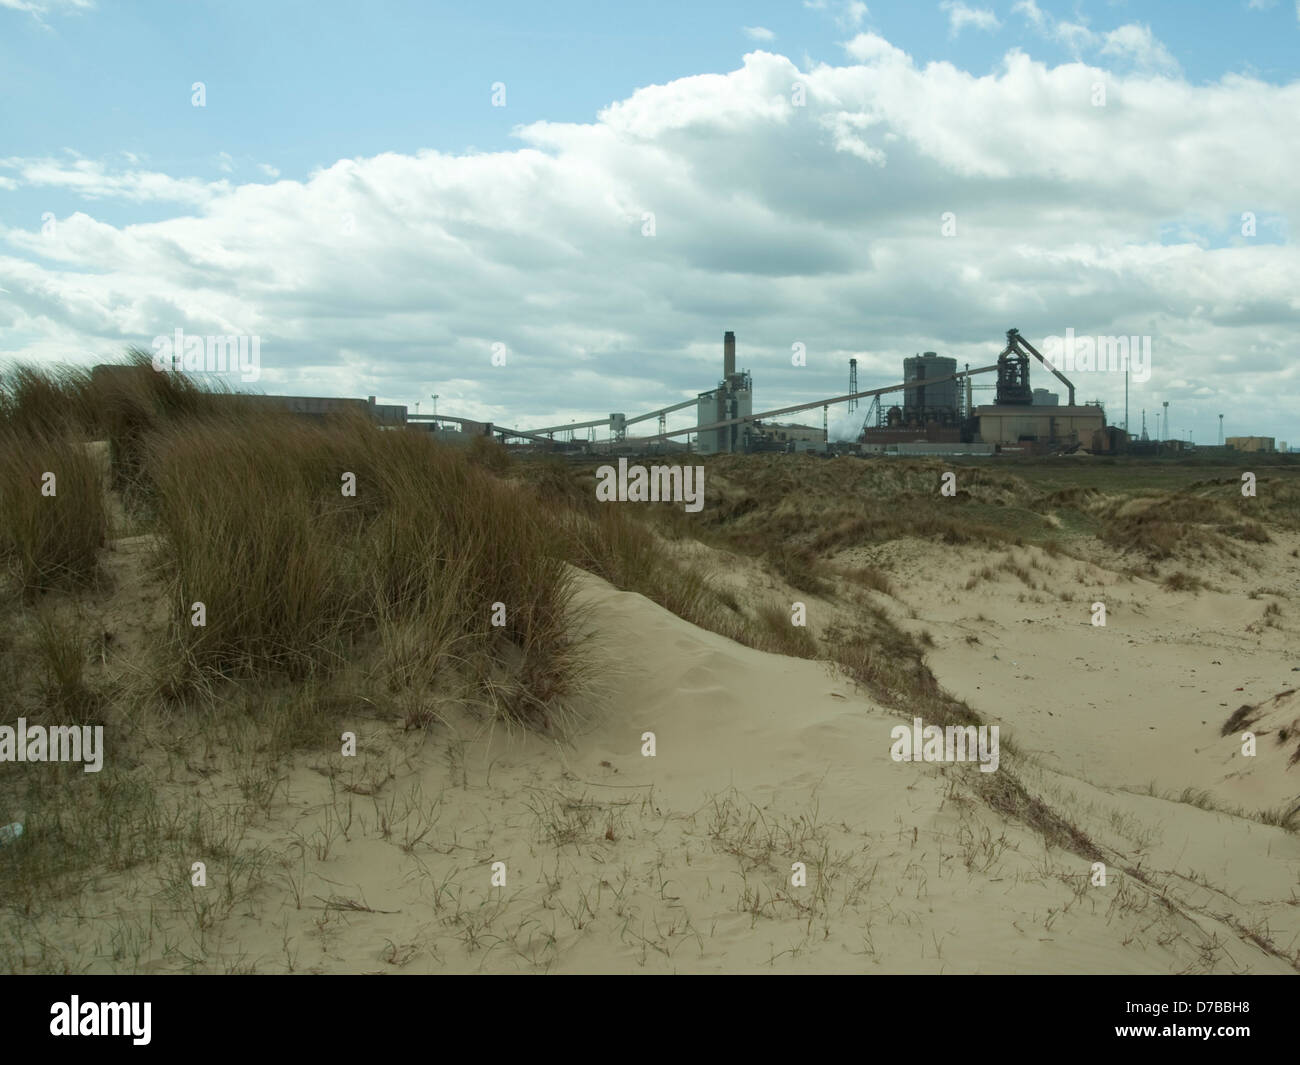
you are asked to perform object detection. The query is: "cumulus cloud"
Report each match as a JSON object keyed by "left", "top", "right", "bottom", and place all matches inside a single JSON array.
[
  {"left": 940, "top": 1, "right": 1000, "bottom": 38},
  {"left": 743, "top": 25, "right": 775, "bottom": 41},
  {"left": 1, "top": 34, "right": 1296, "bottom": 441}
]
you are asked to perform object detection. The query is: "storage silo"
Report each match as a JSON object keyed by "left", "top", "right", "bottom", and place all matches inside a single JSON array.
[
  {"left": 696, "top": 389, "right": 722, "bottom": 454},
  {"left": 903, "top": 352, "right": 958, "bottom": 423}
]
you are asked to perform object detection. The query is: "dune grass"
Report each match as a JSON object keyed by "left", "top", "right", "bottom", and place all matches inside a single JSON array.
[
  {"left": 0, "top": 358, "right": 601, "bottom": 959},
  {"left": 0, "top": 429, "right": 106, "bottom": 600},
  {"left": 0, "top": 367, "right": 109, "bottom": 600},
  {"left": 144, "top": 407, "right": 583, "bottom": 729}
]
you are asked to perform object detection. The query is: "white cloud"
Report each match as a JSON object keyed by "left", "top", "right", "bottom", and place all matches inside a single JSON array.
[
  {"left": 841, "top": 1, "right": 868, "bottom": 28},
  {"left": 743, "top": 25, "right": 775, "bottom": 41},
  {"left": 256, "top": 163, "right": 281, "bottom": 179},
  {"left": 0, "top": 0, "right": 93, "bottom": 16},
  {"left": 940, "top": 1, "right": 1001, "bottom": 38},
  {"left": 0, "top": 156, "right": 228, "bottom": 205},
  {"left": 804, "top": 0, "right": 868, "bottom": 30},
  {"left": 1014, "top": 2, "right": 1180, "bottom": 73},
  {"left": 1011, "top": 0, "right": 1045, "bottom": 29},
  {"left": 1, "top": 38, "right": 1297, "bottom": 442},
  {"left": 217, "top": 152, "right": 235, "bottom": 174},
  {"left": 842, "top": 31, "right": 908, "bottom": 64},
  {"left": 1101, "top": 24, "right": 1181, "bottom": 75},
  {"left": 1054, "top": 21, "right": 1098, "bottom": 53},
  {"left": 1012, "top": 0, "right": 1096, "bottom": 52}
]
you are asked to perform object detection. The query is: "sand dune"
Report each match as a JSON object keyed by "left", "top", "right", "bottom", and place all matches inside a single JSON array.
[
  {"left": 5, "top": 428, "right": 1298, "bottom": 974},
  {"left": 16, "top": 554, "right": 1293, "bottom": 974}
]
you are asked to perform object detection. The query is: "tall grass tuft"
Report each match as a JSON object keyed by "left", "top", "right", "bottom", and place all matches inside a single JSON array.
[
  {"left": 0, "top": 417, "right": 107, "bottom": 600},
  {"left": 89, "top": 351, "right": 217, "bottom": 510},
  {"left": 147, "top": 409, "right": 583, "bottom": 728}
]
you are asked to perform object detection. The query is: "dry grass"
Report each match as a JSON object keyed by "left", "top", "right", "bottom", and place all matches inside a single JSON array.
[
  {"left": 147, "top": 409, "right": 584, "bottom": 730},
  {"left": 1163, "top": 570, "right": 1205, "bottom": 592},
  {"left": 0, "top": 359, "right": 598, "bottom": 954},
  {"left": 0, "top": 428, "right": 106, "bottom": 600},
  {"left": 841, "top": 564, "right": 894, "bottom": 596}
]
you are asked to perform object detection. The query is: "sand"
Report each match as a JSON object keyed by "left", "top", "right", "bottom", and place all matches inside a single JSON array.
[{"left": 8, "top": 462, "right": 1300, "bottom": 973}]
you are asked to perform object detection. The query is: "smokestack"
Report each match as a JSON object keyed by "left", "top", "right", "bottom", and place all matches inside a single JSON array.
[{"left": 724, "top": 331, "right": 735, "bottom": 379}]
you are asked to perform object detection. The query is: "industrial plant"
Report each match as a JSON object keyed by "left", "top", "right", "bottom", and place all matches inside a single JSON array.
[
  {"left": 412, "top": 327, "right": 1119, "bottom": 457},
  {"left": 188, "top": 327, "right": 1285, "bottom": 461}
]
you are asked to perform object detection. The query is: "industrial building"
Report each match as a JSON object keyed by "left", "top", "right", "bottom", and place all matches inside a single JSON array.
[
  {"left": 856, "top": 352, "right": 963, "bottom": 445},
  {"left": 1227, "top": 436, "right": 1276, "bottom": 453},
  {"left": 903, "top": 353, "right": 960, "bottom": 425},
  {"left": 235, "top": 393, "right": 408, "bottom": 427},
  {"left": 417, "top": 417, "right": 495, "bottom": 445},
  {"left": 91, "top": 366, "right": 410, "bottom": 427},
  {"left": 764, "top": 423, "right": 826, "bottom": 448},
  {"left": 975, "top": 405, "right": 1105, "bottom": 447},
  {"left": 139, "top": 324, "right": 1141, "bottom": 460},
  {"left": 406, "top": 326, "right": 1125, "bottom": 457},
  {"left": 854, "top": 330, "right": 1107, "bottom": 452},
  {"left": 969, "top": 329, "right": 1105, "bottom": 449},
  {"left": 694, "top": 331, "right": 754, "bottom": 455},
  {"left": 672, "top": 326, "right": 1118, "bottom": 456}
]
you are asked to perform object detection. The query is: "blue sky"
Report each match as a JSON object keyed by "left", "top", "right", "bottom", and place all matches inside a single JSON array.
[{"left": 2, "top": 0, "right": 1298, "bottom": 444}]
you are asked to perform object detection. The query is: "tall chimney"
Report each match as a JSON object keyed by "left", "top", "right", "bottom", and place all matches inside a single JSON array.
[{"left": 724, "top": 331, "right": 736, "bottom": 379}]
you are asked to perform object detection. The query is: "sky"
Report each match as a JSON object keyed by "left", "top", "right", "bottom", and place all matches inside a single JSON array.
[{"left": 1, "top": 0, "right": 1298, "bottom": 445}]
